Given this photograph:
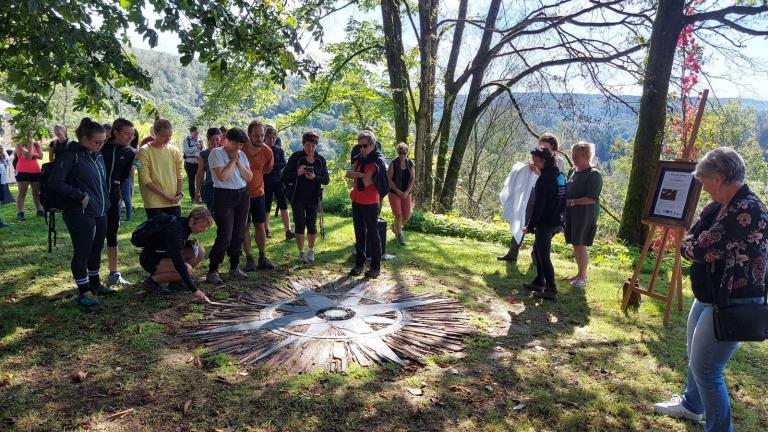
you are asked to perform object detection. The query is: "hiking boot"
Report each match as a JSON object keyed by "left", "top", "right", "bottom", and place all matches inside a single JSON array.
[
  {"left": 306, "top": 249, "right": 315, "bottom": 262},
  {"left": 0, "top": 220, "right": 9, "bottom": 228},
  {"left": 16, "top": 212, "right": 25, "bottom": 221},
  {"left": 364, "top": 268, "right": 381, "bottom": 278},
  {"left": 285, "top": 230, "right": 295, "bottom": 241},
  {"left": 654, "top": 395, "right": 703, "bottom": 422},
  {"left": 205, "top": 271, "right": 224, "bottom": 285},
  {"left": 244, "top": 255, "right": 257, "bottom": 272},
  {"left": 156, "top": 285, "right": 172, "bottom": 295},
  {"left": 36, "top": 209, "right": 45, "bottom": 217},
  {"left": 91, "top": 283, "right": 116, "bottom": 295},
  {"left": 522, "top": 281, "right": 545, "bottom": 292},
  {"left": 349, "top": 266, "right": 364, "bottom": 276},
  {"left": 168, "top": 281, "right": 185, "bottom": 291},
  {"left": 77, "top": 292, "right": 100, "bottom": 307},
  {"left": 258, "top": 255, "right": 275, "bottom": 270},
  {"left": 298, "top": 251, "right": 308, "bottom": 264},
  {"left": 142, "top": 276, "right": 163, "bottom": 291},
  {"left": 228, "top": 267, "right": 248, "bottom": 279},
  {"left": 106, "top": 272, "right": 130, "bottom": 286},
  {"left": 533, "top": 288, "right": 558, "bottom": 301}
]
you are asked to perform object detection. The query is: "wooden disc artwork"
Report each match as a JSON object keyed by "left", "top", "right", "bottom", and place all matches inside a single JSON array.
[{"left": 186, "top": 277, "right": 475, "bottom": 374}]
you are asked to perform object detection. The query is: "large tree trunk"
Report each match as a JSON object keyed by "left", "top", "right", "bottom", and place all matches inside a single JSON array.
[
  {"left": 618, "top": 0, "right": 686, "bottom": 244},
  {"left": 412, "top": 0, "right": 439, "bottom": 209},
  {"left": 437, "top": 0, "right": 502, "bottom": 211},
  {"left": 380, "top": 0, "right": 410, "bottom": 146}
]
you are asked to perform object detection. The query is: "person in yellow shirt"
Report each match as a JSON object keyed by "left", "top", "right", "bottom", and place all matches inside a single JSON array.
[{"left": 135, "top": 118, "right": 184, "bottom": 217}]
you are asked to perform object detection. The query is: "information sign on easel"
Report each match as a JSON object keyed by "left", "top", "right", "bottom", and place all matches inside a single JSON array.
[{"left": 621, "top": 90, "right": 708, "bottom": 326}]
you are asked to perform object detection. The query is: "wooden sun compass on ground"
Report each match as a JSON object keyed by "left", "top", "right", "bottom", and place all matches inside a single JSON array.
[{"left": 186, "top": 276, "right": 475, "bottom": 374}]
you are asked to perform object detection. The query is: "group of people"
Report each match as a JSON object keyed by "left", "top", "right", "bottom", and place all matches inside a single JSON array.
[{"left": 28, "top": 117, "right": 416, "bottom": 307}]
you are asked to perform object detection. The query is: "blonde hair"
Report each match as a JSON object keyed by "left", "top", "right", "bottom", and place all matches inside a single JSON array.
[
  {"left": 189, "top": 207, "right": 214, "bottom": 227},
  {"left": 153, "top": 118, "right": 172, "bottom": 133},
  {"left": 396, "top": 142, "right": 409, "bottom": 154},
  {"left": 571, "top": 141, "right": 595, "bottom": 164}
]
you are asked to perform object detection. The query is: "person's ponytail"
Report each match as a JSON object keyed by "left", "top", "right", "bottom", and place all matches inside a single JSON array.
[{"left": 75, "top": 117, "right": 104, "bottom": 142}]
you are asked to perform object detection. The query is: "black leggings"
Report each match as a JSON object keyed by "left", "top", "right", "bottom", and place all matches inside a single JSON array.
[
  {"left": 292, "top": 201, "right": 318, "bottom": 235},
  {"left": 352, "top": 202, "right": 380, "bottom": 269},
  {"left": 106, "top": 190, "right": 121, "bottom": 247},
  {"left": 62, "top": 210, "right": 107, "bottom": 289},
  {"left": 533, "top": 225, "right": 559, "bottom": 291},
  {"left": 209, "top": 187, "right": 250, "bottom": 272}
]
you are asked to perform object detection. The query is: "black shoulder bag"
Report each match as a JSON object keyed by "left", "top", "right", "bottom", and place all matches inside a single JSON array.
[{"left": 707, "top": 262, "right": 768, "bottom": 342}]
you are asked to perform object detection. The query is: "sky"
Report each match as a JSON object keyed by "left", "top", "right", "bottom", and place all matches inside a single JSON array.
[{"left": 128, "top": 3, "right": 768, "bottom": 101}]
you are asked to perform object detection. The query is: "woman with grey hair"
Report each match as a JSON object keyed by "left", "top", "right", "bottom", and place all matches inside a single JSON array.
[{"left": 655, "top": 147, "right": 768, "bottom": 431}]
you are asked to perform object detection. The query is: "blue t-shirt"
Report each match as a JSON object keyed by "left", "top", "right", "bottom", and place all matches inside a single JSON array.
[{"left": 208, "top": 147, "right": 250, "bottom": 190}]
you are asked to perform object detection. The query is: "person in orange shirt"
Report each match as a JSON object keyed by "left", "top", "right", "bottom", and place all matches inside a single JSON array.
[{"left": 242, "top": 120, "right": 275, "bottom": 271}]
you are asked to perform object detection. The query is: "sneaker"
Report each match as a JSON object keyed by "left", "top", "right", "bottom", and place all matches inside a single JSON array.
[
  {"left": 228, "top": 267, "right": 248, "bottom": 279},
  {"left": 364, "top": 268, "right": 381, "bottom": 278},
  {"left": 570, "top": 278, "right": 588, "bottom": 289},
  {"left": 298, "top": 251, "right": 308, "bottom": 264},
  {"left": 206, "top": 271, "right": 224, "bottom": 285},
  {"left": 156, "top": 285, "right": 172, "bottom": 295},
  {"left": 522, "top": 281, "right": 546, "bottom": 292},
  {"left": 244, "top": 255, "right": 257, "bottom": 272},
  {"left": 349, "top": 266, "right": 364, "bottom": 276},
  {"left": 106, "top": 272, "right": 130, "bottom": 286},
  {"left": 0, "top": 220, "right": 9, "bottom": 228},
  {"left": 16, "top": 212, "right": 25, "bottom": 221},
  {"left": 306, "top": 249, "right": 315, "bottom": 262},
  {"left": 258, "top": 256, "right": 275, "bottom": 270},
  {"left": 398, "top": 233, "right": 405, "bottom": 246},
  {"left": 533, "top": 288, "right": 558, "bottom": 301},
  {"left": 142, "top": 276, "right": 163, "bottom": 291},
  {"left": 77, "top": 292, "right": 100, "bottom": 307},
  {"left": 654, "top": 395, "right": 703, "bottom": 422},
  {"left": 265, "top": 230, "right": 272, "bottom": 239},
  {"left": 36, "top": 209, "right": 45, "bottom": 217},
  {"left": 285, "top": 230, "right": 295, "bottom": 241},
  {"left": 91, "top": 283, "right": 116, "bottom": 295}
]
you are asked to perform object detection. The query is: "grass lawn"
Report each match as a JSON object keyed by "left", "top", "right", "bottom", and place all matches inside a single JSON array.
[{"left": 1, "top": 187, "right": 767, "bottom": 432}]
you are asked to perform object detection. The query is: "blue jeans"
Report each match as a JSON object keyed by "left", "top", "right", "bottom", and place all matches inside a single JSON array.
[
  {"left": 120, "top": 177, "right": 133, "bottom": 220},
  {"left": 682, "top": 297, "right": 764, "bottom": 432}
]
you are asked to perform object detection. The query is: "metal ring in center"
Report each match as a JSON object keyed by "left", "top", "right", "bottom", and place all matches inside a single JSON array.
[{"left": 316, "top": 306, "right": 356, "bottom": 321}]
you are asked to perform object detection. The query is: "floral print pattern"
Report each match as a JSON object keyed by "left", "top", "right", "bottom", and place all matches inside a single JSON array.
[{"left": 683, "top": 185, "right": 768, "bottom": 299}]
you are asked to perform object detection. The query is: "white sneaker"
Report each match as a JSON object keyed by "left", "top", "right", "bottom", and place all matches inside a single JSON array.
[
  {"left": 298, "top": 251, "right": 308, "bottom": 264},
  {"left": 306, "top": 249, "right": 315, "bottom": 262},
  {"left": 654, "top": 394, "right": 703, "bottom": 422},
  {"left": 570, "top": 278, "right": 588, "bottom": 289}
]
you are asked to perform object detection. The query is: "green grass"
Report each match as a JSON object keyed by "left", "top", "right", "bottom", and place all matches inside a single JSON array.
[{"left": 1, "top": 184, "right": 767, "bottom": 431}]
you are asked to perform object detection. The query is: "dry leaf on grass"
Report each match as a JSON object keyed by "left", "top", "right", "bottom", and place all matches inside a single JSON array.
[
  {"left": 183, "top": 399, "right": 193, "bottom": 415},
  {"left": 72, "top": 371, "right": 88, "bottom": 383},
  {"left": 0, "top": 373, "right": 12, "bottom": 387},
  {"left": 406, "top": 387, "right": 423, "bottom": 396}
]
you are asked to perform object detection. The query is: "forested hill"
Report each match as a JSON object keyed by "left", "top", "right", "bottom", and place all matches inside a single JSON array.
[{"left": 131, "top": 48, "right": 768, "bottom": 162}]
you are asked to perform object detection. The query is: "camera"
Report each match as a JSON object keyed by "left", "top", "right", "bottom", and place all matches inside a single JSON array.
[{"left": 304, "top": 166, "right": 315, "bottom": 174}]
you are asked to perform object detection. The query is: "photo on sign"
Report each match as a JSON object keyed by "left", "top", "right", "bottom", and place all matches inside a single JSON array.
[{"left": 642, "top": 160, "right": 702, "bottom": 230}]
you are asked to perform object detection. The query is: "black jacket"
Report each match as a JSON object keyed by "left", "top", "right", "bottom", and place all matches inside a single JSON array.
[
  {"left": 264, "top": 140, "right": 286, "bottom": 184},
  {"left": 140, "top": 217, "right": 197, "bottom": 292},
  {"left": 283, "top": 150, "right": 329, "bottom": 205},
  {"left": 101, "top": 139, "right": 136, "bottom": 193},
  {"left": 528, "top": 166, "right": 566, "bottom": 230},
  {"left": 48, "top": 142, "right": 110, "bottom": 218}
]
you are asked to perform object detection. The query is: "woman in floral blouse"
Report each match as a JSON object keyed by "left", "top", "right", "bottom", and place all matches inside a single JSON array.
[{"left": 655, "top": 147, "right": 768, "bottom": 432}]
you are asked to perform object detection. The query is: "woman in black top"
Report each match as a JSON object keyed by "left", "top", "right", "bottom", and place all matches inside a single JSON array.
[
  {"left": 140, "top": 207, "right": 213, "bottom": 303},
  {"left": 387, "top": 142, "right": 415, "bottom": 245},
  {"left": 282, "top": 131, "right": 329, "bottom": 264},
  {"left": 263, "top": 126, "right": 294, "bottom": 240},
  {"left": 522, "top": 147, "right": 566, "bottom": 301},
  {"left": 101, "top": 118, "right": 136, "bottom": 287},
  {"left": 48, "top": 118, "right": 111, "bottom": 306},
  {"left": 194, "top": 128, "right": 221, "bottom": 211}
]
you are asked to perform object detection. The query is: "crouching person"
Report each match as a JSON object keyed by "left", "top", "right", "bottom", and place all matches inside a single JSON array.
[{"left": 139, "top": 207, "right": 213, "bottom": 303}]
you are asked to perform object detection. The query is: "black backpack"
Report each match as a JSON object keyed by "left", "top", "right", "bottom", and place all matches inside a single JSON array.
[
  {"left": 39, "top": 152, "right": 79, "bottom": 212},
  {"left": 131, "top": 213, "right": 176, "bottom": 248}
]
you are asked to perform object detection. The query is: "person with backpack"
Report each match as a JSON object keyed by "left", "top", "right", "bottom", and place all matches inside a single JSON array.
[
  {"left": 263, "top": 126, "right": 294, "bottom": 240},
  {"left": 387, "top": 142, "right": 415, "bottom": 245},
  {"left": 48, "top": 124, "right": 74, "bottom": 162},
  {"left": 205, "top": 128, "right": 253, "bottom": 284},
  {"left": 194, "top": 128, "right": 221, "bottom": 211},
  {"left": 101, "top": 118, "right": 137, "bottom": 286},
  {"left": 137, "top": 207, "right": 213, "bottom": 302},
  {"left": 135, "top": 118, "right": 184, "bottom": 218},
  {"left": 347, "top": 131, "right": 387, "bottom": 278},
  {"left": 14, "top": 136, "right": 45, "bottom": 220},
  {"left": 282, "top": 131, "right": 329, "bottom": 264},
  {"left": 521, "top": 147, "right": 567, "bottom": 301},
  {"left": 183, "top": 126, "right": 203, "bottom": 202},
  {"left": 47, "top": 118, "right": 111, "bottom": 306}
]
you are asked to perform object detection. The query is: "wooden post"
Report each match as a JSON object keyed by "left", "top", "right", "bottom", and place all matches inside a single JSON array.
[{"left": 621, "top": 90, "right": 709, "bottom": 326}]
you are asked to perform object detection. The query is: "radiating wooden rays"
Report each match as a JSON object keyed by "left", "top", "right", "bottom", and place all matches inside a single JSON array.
[{"left": 185, "top": 277, "right": 475, "bottom": 374}]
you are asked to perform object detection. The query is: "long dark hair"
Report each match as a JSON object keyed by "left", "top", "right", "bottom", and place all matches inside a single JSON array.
[{"left": 75, "top": 118, "right": 104, "bottom": 141}]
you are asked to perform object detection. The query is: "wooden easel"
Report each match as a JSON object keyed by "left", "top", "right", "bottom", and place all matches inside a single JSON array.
[{"left": 621, "top": 90, "right": 709, "bottom": 326}]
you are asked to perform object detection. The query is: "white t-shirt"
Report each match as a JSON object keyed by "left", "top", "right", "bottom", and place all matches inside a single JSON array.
[{"left": 208, "top": 147, "right": 250, "bottom": 190}]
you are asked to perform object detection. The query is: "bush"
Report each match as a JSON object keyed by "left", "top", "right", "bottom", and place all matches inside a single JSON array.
[
  {"left": 321, "top": 170, "right": 352, "bottom": 216},
  {"left": 404, "top": 210, "right": 512, "bottom": 244}
]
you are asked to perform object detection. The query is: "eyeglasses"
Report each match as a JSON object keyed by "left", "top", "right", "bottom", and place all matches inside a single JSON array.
[{"left": 89, "top": 138, "right": 106, "bottom": 146}]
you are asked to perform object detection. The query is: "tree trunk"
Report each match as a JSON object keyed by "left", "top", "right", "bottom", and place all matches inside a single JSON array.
[
  {"left": 380, "top": 0, "right": 410, "bottom": 146},
  {"left": 412, "top": 0, "right": 439, "bottom": 209},
  {"left": 618, "top": 0, "right": 686, "bottom": 244}
]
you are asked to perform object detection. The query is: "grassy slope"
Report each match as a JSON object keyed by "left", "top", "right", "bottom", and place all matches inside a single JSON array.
[{"left": 0, "top": 188, "right": 766, "bottom": 432}]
